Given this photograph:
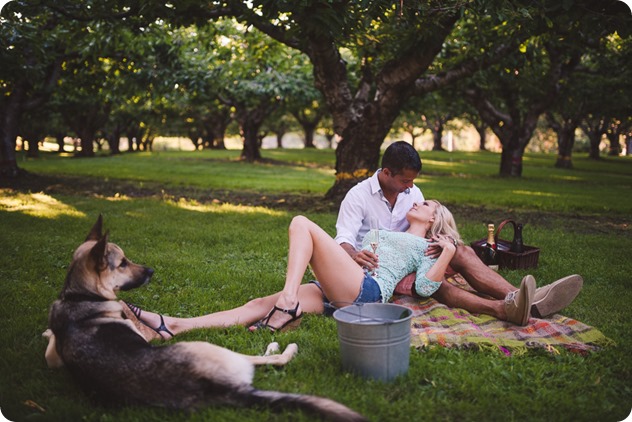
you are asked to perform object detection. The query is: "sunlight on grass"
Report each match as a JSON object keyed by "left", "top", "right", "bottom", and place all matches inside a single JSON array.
[
  {"left": 104, "top": 193, "right": 131, "bottom": 201},
  {"left": 423, "top": 159, "right": 463, "bottom": 169},
  {"left": 551, "top": 175, "right": 583, "bottom": 182},
  {"left": 511, "top": 190, "right": 559, "bottom": 198},
  {"left": 168, "top": 197, "right": 288, "bottom": 216},
  {"left": 0, "top": 190, "right": 85, "bottom": 219}
]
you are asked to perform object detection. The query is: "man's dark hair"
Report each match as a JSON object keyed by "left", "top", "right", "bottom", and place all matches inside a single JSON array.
[{"left": 381, "top": 141, "right": 422, "bottom": 175}]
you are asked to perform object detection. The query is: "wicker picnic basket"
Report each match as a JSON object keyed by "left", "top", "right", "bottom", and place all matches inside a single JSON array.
[{"left": 470, "top": 219, "right": 540, "bottom": 270}]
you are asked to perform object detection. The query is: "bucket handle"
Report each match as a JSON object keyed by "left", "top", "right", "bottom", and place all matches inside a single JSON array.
[{"left": 329, "top": 302, "right": 410, "bottom": 324}]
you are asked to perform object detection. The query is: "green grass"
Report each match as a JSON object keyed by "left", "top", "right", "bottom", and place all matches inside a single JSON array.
[
  {"left": 1, "top": 149, "right": 631, "bottom": 421},
  {"left": 18, "top": 149, "right": 632, "bottom": 215}
]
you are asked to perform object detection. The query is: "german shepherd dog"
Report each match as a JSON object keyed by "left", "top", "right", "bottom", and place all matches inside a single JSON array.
[{"left": 43, "top": 216, "right": 366, "bottom": 421}]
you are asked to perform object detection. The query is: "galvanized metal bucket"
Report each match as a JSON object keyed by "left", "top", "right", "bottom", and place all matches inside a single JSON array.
[{"left": 333, "top": 303, "right": 412, "bottom": 381}]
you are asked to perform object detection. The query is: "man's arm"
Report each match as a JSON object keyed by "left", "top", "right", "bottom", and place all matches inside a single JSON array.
[{"left": 340, "top": 241, "right": 378, "bottom": 270}]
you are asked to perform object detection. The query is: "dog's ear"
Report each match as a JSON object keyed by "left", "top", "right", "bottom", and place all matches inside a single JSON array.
[
  {"left": 85, "top": 214, "right": 104, "bottom": 242},
  {"left": 89, "top": 231, "right": 109, "bottom": 272}
]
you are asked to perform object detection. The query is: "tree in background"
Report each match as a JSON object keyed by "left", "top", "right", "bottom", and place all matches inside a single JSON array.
[
  {"left": 221, "top": 0, "right": 630, "bottom": 197},
  {"left": 1, "top": 0, "right": 630, "bottom": 191},
  {"left": 229, "top": 1, "right": 526, "bottom": 199},
  {"left": 0, "top": 2, "right": 65, "bottom": 175}
]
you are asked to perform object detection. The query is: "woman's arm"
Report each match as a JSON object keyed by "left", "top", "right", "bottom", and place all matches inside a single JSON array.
[{"left": 422, "top": 235, "right": 457, "bottom": 282}]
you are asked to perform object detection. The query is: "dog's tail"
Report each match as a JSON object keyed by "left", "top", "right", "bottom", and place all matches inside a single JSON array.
[{"left": 236, "top": 387, "right": 367, "bottom": 422}]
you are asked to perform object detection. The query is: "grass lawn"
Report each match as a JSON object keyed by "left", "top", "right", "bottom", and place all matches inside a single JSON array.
[{"left": 1, "top": 148, "right": 631, "bottom": 421}]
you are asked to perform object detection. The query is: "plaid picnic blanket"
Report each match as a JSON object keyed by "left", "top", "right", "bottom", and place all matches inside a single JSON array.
[{"left": 391, "top": 275, "right": 613, "bottom": 356}]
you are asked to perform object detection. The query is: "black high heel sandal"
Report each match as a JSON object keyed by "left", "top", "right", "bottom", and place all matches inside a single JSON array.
[
  {"left": 250, "top": 303, "right": 303, "bottom": 332},
  {"left": 124, "top": 302, "right": 175, "bottom": 340}
]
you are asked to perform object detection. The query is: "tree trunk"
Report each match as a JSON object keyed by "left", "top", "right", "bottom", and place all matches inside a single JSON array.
[
  {"left": 549, "top": 114, "right": 578, "bottom": 169},
  {"left": 586, "top": 132, "right": 602, "bottom": 159},
  {"left": 190, "top": 136, "right": 202, "bottom": 150},
  {"left": 298, "top": 119, "right": 318, "bottom": 148},
  {"left": 325, "top": 133, "right": 335, "bottom": 148},
  {"left": 0, "top": 58, "right": 61, "bottom": 177},
  {"left": 581, "top": 117, "right": 607, "bottom": 160},
  {"left": 475, "top": 124, "right": 487, "bottom": 151},
  {"left": 431, "top": 119, "right": 444, "bottom": 151},
  {"left": 606, "top": 132, "right": 621, "bottom": 156},
  {"left": 24, "top": 138, "right": 40, "bottom": 158},
  {"left": 299, "top": 11, "right": 459, "bottom": 202},
  {"left": 325, "top": 114, "right": 388, "bottom": 202},
  {"left": 55, "top": 133, "right": 66, "bottom": 153},
  {"left": 240, "top": 120, "right": 263, "bottom": 162},
  {"left": 76, "top": 130, "right": 95, "bottom": 157},
  {"left": 127, "top": 126, "right": 143, "bottom": 152},
  {"left": 496, "top": 124, "right": 535, "bottom": 177},
  {"left": 304, "top": 127, "right": 315, "bottom": 148},
  {"left": 105, "top": 130, "right": 122, "bottom": 155},
  {"left": 209, "top": 111, "right": 230, "bottom": 149},
  {"left": 214, "top": 134, "right": 226, "bottom": 150},
  {"left": 0, "top": 86, "right": 25, "bottom": 178},
  {"left": 235, "top": 102, "right": 271, "bottom": 162},
  {"left": 275, "top": 131, "right": 285, "bottom": 148},
  {"left": 499, "top": 143, "right": 525, "bottom": 177},
  {"left": 554, "top": 123, "right": 576, "bottom": 169}
]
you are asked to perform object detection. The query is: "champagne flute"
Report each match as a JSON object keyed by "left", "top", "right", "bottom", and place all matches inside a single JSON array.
[{"left": 369, "top": 217, "right": 379, "bottom": 276}]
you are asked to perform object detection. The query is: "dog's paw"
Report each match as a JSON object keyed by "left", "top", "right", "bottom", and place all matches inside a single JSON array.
[
  {"left": 42, "top": 329, "right": 53, "bottom": 339},
  {"left": 284, "top": 343, "right": 299, "bottom": 357},
  {"left": 264, "top": 342, "right": 280, "bottom": 356}
]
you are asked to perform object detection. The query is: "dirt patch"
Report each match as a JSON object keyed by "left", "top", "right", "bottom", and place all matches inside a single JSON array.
[{"left": 1, "top": 172, "right": 629, "bottom": 235}]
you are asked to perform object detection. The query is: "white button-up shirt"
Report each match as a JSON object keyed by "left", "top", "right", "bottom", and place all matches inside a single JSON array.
[{"left": 335, "top": 169, "right": 424, "bottom": 250}]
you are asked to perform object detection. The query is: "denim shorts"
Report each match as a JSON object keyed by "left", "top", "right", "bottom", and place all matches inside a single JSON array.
[{"left": 310, "top": 272, "right": 383, "bottom": 317}]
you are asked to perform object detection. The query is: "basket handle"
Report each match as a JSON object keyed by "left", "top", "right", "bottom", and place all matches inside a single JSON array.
[{"left": 495, "top": 219, "right": 515, "bottom": 243}]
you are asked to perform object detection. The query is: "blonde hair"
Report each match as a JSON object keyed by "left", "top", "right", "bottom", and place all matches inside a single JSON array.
[{"left": 427, "top": 200, "right": 462, "bottom": 245}]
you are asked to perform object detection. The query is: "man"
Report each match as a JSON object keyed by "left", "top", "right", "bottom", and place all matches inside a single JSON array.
[{"left": 335, "top": 141, "right": 582, "bottom": 319}]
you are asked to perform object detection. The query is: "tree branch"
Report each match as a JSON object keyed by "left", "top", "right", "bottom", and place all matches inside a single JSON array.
[
  {"left": 227, "top": 1, "right": 302, "bottom": 51},
  {"left": 413, "top": 42, "right": 518, "bottom": 95},
  {"left": 463, "top": 88, "right": 512, "bottom": 126}
]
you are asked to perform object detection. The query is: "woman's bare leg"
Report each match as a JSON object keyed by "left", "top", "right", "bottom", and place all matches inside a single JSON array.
[
  {"left": 128, "top": 283, "right": 327, "bottom": 337},
  {"left": 263, "top": 215, "right": 366, "bottom": 329},
  {"left": 129, "top": 215, "right": 365, "bottom": 335}
]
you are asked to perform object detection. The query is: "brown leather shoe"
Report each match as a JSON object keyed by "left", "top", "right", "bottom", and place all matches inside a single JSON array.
[
  {"left": 504, "top": 275, "right": 536, "bottom": 326},
  {"left": 531, "top": 275, "right": 583, "bottom": 318}
]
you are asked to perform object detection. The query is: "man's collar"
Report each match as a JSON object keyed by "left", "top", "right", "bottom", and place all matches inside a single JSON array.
[{"left": 370, "top": 169, "right": 383, "bottom": 194}]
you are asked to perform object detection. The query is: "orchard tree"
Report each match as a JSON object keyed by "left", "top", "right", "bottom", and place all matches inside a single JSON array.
[
  {"left": 396, "top": 91, "right": 455, "bottom": 151},
  {"left": 464, "top": 40, "right": 581, "bottom": 176},
  {"left": 213, "top": 0, "right": 629, "bottom": 198},
  {"left": 284, "top": 59, "right": 328, "bottom": 149},
  {"left": 229, "top": 1, "right": 528, "bottom": 198},
  {"left": 0, "top": 2, "right": 65, "bottom": 175},
  {"left": 168, "top": 24, "right": 232, "bottom": 150}
]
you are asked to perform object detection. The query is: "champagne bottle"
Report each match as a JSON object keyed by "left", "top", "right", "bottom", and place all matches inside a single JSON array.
[
  {"left": 482, "top": 223, "right": 499, "bottom": 271},
  {"left": 510, "top": 223, "right": 524, "bottom": 253}
]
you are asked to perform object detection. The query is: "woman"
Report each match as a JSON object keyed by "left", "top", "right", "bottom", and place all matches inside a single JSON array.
[{"left": 126, "top": 200, "right": 535, "bottom": 340}]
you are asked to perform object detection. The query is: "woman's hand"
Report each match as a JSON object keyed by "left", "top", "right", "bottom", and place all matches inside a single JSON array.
[{"left": 423, "top": 234, "right": 457, "bottom": 283}]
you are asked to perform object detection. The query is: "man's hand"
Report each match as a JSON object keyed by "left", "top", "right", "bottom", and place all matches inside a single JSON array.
[
  {"left": 354, "top": 249, "right": 379, "bottom": 271},
  {"left": 341, "top": 242, "right": 378, "bottom": 271},
  {"left": 425, "top": 242, "right": 442, "bottom": 259},
  {"left": 425, "top": 235, "right": 458, "bottom": 259}
]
